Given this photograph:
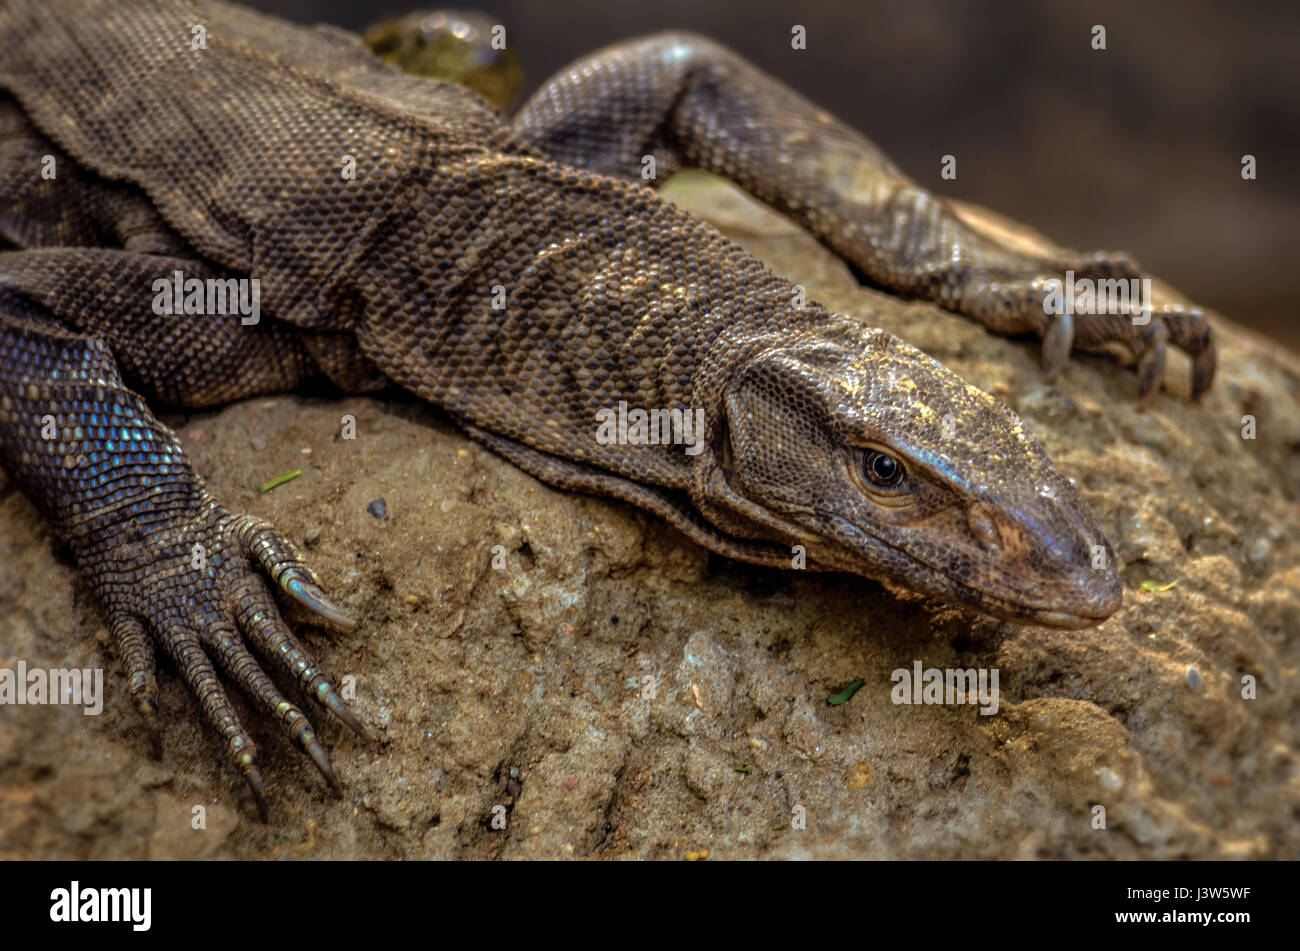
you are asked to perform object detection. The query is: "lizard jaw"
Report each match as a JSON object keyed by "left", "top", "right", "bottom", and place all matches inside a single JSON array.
[
  {"left": 815, "top": 510, "right": 1123, "bottom": 628},
  {"left": 912, "top": 558, "right": 1123, "bottom": 629},
  {"left": 961, "top": 589, "right": 1121, "bottom": 630}
]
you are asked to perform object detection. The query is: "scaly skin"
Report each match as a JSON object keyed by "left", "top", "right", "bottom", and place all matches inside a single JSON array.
[{"left": 0, "top": 0, "right": 1211, "bottom": 816}]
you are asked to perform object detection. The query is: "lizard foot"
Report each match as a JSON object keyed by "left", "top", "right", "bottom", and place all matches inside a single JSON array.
[
  {"left": 966, "top": 252, "right": 1216, "bottom": 405},
  {"left": 92, "top": 492, "right": 369, "bottom": 820},
  {"left": 1064, "top": 301, "right": 1217, "bottom": 408}
]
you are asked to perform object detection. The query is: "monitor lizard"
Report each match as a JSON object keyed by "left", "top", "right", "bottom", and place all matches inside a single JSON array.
[{"left": 0, "top": 0, "right": 1216, "bottom": 817}]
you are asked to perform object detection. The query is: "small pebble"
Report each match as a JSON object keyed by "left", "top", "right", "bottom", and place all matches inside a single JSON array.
[
  {"left": 367, "top": 498, "right": 388, "bottom": 519},
  {"left": 304, "top": 526, "right": 322, "bottom": 547},
  {"left": 1186, "top": 667, "right": 1203, "bottom": 689},
  {"left": 248, "top": 435, "right": 266, "bottom": 451}
]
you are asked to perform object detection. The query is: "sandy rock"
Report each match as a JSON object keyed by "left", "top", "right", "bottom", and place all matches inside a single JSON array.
[{"left": 1, "top": 171, "right": 1296, "bottom": 859}]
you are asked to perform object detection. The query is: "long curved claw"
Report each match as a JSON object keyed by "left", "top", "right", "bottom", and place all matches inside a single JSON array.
[
  {"left": 1041, "top": 312, "right": 1074, "bottom": 379},
  {"left": 299, "top": 724, "right": 342, "bottom": 793},
  {"left": 245, "top": 766, "right": 269, "bottom": 823},
  {"left": 319, "top": 688, "right": 376, "bottom": 744},
  {"left": 287, "top": 713, "right": 341, "bottom": 793},
  {"left": 1159, "top": 306, "right": 1217, "bottom": 399},
  {"left": 232, "top": 516, "right": 357, "bottom": 631},
  {"left": 1135, "top": 321, "right": 1169, "bottom": 408},
  {"left": 281, "top": 570, "right": 357, "bottom": 632},
  {"left": 1192, "top": 340, "right": 1217, "bottom": 400}
]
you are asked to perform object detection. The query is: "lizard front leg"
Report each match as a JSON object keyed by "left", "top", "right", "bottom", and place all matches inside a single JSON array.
[
  {"left": 513, "top": 33, "right": 1215, "bottom": 403},
  {"left": 0, "top": 248, "right": 367, "bottom": 818}
]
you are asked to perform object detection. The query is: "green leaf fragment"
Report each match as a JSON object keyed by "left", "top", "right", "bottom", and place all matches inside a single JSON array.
[
  {"left": 734, "top": 764, "right": 752, "bottom": 774},
  {"left": 1140, "top": 579, "right": 1179, "bottom": 593},
  {"left": 827, "top": 678, "right": 865, "bottom": 706},
  {"left": 259, "top": 469, "right": 303, "bottom": 493}
]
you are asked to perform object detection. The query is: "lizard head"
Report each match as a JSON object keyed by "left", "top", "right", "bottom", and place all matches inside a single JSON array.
[{"left": 715, "top": 321, "right": 1122, "bottom": 628}]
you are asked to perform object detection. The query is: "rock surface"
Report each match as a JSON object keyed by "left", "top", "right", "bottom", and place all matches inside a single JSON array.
[{"left": 1, "top": 172, "right": 1297, "bottom": 859}]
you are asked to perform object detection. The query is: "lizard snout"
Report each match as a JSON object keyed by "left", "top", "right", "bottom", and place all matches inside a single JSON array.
[{"left": 965, "top": 488, "right": 1122, "bottom": 627}]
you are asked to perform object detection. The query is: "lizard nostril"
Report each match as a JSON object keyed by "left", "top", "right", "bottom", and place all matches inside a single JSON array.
[{"left": 967, "top": 503, "right": 1002, "bottom": 552}]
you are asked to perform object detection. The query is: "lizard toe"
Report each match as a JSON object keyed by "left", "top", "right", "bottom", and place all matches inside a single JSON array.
[
  {"left": 156, "top": 621, "right": 270, "bottom": 818},
  {"left": 231, "top": 570, "right": 374, "bottom": 743},
  {"left": 1040, "top": 311, "right": 1074, "bottom": 379},
  {"left": 1159, "top": 306, "right": 1217, "bottom": 398},
  {"left": 231, "top": 515, "right": 356, "bottom": 630},
  {"left": 1135, "top": 320, "right": 1169, "bottom": 408},
  {"left": 1192, "top": 338, "right": 1218, "bottom": 400},
  {"left": 199, "top": 613, "right": 344, "bottom": 796},
  {"left": 109, "top": 613, "right": 163, "bottom": 758}
]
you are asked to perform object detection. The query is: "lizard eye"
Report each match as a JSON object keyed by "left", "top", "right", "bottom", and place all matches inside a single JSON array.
[{"left": 862, "top": 449, "right": 905, "bottom": 488}]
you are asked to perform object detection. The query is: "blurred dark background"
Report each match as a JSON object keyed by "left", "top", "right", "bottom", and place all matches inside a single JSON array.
[{"left": 250, "top": 0, "right": 1298, "bottom": 348}]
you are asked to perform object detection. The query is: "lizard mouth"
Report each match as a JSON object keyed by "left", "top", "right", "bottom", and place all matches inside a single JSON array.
[
  {"left": 948, "top": 587, "right": 1115, "bottom": 630},
  {"left": 912, "top": 559, "right": 1117, "bottom": 629},
  {"left": 816, "top": 510, "right": 1119, "bottom": 629}
]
